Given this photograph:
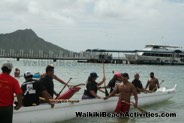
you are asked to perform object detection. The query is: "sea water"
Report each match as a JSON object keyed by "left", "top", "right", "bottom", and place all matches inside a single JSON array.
[{"left": 0, "top": 59, "right": 183, "bottom": 123}]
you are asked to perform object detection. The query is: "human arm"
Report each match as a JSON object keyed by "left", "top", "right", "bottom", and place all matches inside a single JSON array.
[
  {"left": 14, "top": 80, "right": 23, "bottom": 110},
  {"left": 156, "top": 79, "right": 160, "bottom": 89},
  {"left": 14, "top": 94, "right": 23, "bottom": 110},
  {"left": 53, "top": 74, "right": 69, "bottom": 87},
  {"left": 53, "top": 90, "right": 59, "bottom": 97},
  {"left": 145, "top": 80, "right": 149, "bottom": 89},
  {"left": 104, "top": 85, "right": 118, "bottom": 100},
  {"left": 137, "top": 87, "right": 150, "bottom": 93},
  {"left": 132, "top": 84, "right": 138, "bottom": 107},
  {"left": 89, "top": 90, "right": 101, "bottom": 99},
  {"left": 41, "top": 90, "right": 54, "bottom": 108},
  {"left": 97, "top": 76, "right": 106, "bottom": 86}
]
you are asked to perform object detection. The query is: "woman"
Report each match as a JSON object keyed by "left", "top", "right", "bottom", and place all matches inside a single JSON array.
[
  {"left": 82, "top": 72, "right": 105, "bottom": 99},
  {"left": 108, "top": 72, "right": 122, "bottom": 93}
]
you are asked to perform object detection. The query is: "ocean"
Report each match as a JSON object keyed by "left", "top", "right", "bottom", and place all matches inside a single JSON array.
[{"left": 0, "top": 59, "right": 183, "bottom": 123}]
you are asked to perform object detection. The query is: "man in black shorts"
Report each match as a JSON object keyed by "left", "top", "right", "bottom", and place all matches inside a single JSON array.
[
  {"left": 21, "top": 71, "right": 54, "bottom": 108},
  {"left": 132, "top": 73, "right": 149, "bottom": 94}
]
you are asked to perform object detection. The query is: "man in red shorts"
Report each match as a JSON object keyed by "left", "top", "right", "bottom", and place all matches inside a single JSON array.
[
  {"left": 104, "top": 73, "right": 138, "bottom": 113},
  {"left": 0, "top": 61, "right": 23, "bottom": 123}
]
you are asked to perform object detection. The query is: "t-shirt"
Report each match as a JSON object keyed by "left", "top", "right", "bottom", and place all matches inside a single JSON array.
[
  {"left": 39, "top": 75, "right": 54, "bottom": 97},
  {"left": 132, "top": 79, "right": 143, "bottom": 92},
  {"left": 0, "top": 73, "right": 22, "bottom": 107},
  {"left": 84, "top": 81, "right": 98, "bottom": 98},
  {"left": 21, "top": 79, "right": 45, "bottom": 106}
]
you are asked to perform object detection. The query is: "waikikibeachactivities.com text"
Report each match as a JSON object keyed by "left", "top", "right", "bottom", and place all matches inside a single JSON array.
[{"left": 75, "top": 112, "right": 176, "bottom": 118}]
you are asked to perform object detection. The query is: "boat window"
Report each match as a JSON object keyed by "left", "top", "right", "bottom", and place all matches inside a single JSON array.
[
  {"left": 142, "top": 53, "right": 151, "bottom": 56},
  {"left": 181, "top": 59, "right": 184, "bottom": 62},
  {"left": 180, "top": 55, "right": 184, "bottom": 58},
  {"left": 153, "top": 46, "right": 160, "bottom": 49}
]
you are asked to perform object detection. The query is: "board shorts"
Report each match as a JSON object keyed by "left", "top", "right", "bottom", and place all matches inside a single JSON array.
[{"left": 114, "top": 100, "right": 130, "bottom": 113}]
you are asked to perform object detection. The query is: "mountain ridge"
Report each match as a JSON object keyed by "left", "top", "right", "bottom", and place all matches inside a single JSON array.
[{"left": 0, "top": 29, "right": 72, "bottom": 56}]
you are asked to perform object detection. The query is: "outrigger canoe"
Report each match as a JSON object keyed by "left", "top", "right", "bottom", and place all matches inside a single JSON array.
[{"left": 13, "top": 85, "right": 176, "bottom": 123}]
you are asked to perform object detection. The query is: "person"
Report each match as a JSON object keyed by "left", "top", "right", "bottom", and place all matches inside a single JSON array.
[
  {"left": 108, "top": 72, "right": 122, "bottom": 93},
  {"left": 82, "top": 72, "right": 106, "bottom": 99},
  {"left": 132, "top": 73, "right": 150, "bottom": 94},
  {"left": 14, "top": 68, "right": 20, "bottom": 77},
  {"left": 40, "top": 65, "right": 69, "bottom": 87},
  {"left": 0, "top": 61, "right": 23, "bottom": 123},
  {"left": 39, "top": 65, "right": 59, "bottom": 98},
  {"left": 145, "top": 72, "right": 159, "bottom": 92},
  {"left": 104, "top": 73, "right": 138, "bottom": 113},
  {"left": 21, "top": 71, "right": 54, "bottom": 108}
]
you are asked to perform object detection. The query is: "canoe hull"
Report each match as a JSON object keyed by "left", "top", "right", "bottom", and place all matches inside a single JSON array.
[{"left": 13, "top": 85, "right": 176, "bottom": 123}]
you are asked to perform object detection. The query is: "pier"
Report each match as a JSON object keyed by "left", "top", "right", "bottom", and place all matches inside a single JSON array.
[{"left": 0, "top": 48, "right": 129, "bottom": 64}]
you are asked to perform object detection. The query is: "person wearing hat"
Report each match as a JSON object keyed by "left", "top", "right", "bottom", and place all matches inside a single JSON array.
[
  {"left": 82, "top": 72, "right": 106, "bottom": 99},
  {"left": 0, "top": 61, "right": 23, "bottom": 123},
  {"left": 107, "top": 72, "right": 123, "bottom": 93},
  {"left": 104, "top": 73, "right": 138, "bottom": 113},
  {"left": 21, "top": 71, "right": 54, "bottom": 108}
]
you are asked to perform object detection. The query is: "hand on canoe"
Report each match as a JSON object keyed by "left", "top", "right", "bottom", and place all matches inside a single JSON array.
[
  {"left": 50, "top": 103, "right": 55, "bottom": 108},
  {"left": 131, "top": 102, "right": 137, "bottom": 108},
  {"left": 14, "top": 103, "right": 22, "bottom": 110}
]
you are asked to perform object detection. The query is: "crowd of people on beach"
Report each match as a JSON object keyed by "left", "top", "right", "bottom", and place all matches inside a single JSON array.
[{"left": 0, "top": 61, "right": 160, "bottom": 123}]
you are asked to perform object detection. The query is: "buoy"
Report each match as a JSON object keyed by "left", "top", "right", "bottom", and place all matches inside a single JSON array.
[{"left": 57, "top": 86, "right": 81, "bottom": 99}]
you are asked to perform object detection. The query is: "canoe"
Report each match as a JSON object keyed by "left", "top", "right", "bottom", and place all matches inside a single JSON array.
[{"left": 13, "top": 84, "right": 176, "bottom": 123}]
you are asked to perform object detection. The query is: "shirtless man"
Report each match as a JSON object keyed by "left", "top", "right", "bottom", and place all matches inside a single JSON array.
[
  {"left": 145, "top": 72, "right": 159, "bottom": 92},
  {"left": 104, "top": 73, "right": 138, "bottom": 113}
]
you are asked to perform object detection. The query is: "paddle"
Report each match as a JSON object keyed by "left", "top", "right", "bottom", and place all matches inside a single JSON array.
[
  {"left": 103, "top": 61, "right": 109, "bottom": 97},
  {"left": 72, "top": 83, "right": 86, "bottom": 87},
  {"left": 50, "top": 99, "right": 80, "bottom": 103},
  {"left": 40, "top": 97, "right": 79, "bottom": 103},
  {"left": 55, "top": 78, "right": 72, "bottom": 99},
  {"left": 123, "top": 101, "right": 148, "bottom": 113},
  {"left": 151, "top": 80, "right": 164, "bottom": 92}
]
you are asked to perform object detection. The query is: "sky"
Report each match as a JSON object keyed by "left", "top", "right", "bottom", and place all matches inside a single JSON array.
[{"left": 0, "top": 0, "right": 184, "bottom": 52}]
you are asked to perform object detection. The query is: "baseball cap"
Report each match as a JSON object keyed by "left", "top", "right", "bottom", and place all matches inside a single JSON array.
[
  {"left": 114, "top": 72, "right": 122, "bottom": 77},
  {"left": 2, "top": 61, "right": 13, "bottom": 70},
  {"left": 90, "top": 72, "right": 99, "bottom": 78},
  {"left": 122, "top": 73, "right": 129, "bottom": 79},
  {"left": 24, "top": 71, "right": 33, "bottom": 78}
]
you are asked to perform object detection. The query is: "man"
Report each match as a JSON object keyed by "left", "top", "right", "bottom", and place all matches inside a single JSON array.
[
  {"left": 21, "top": 71, "right": 54, "bottom": 108},
  {"left": 132, "top": 73, "right": 150, "bottom": 94},
  {"left": 39, "top": 65, "right": 60, "bottom": 98},
  {"left": 104, "top": 73, "right": 138, "bottom": 113},
  {"left": 14, "top": 68, "right": 20, "bottom": 77},
  {"left": 40, "top": 64, "right": 69, "bottom": 87},
  {"left": 0, "top": 61, "right": 23, "bottom": 123},
  {"left": 145, "top": 72, "right": 159, "bottom": 92}
]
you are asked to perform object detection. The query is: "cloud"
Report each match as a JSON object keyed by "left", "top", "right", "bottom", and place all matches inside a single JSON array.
[{"left": 0, "top": 0, "right": 184, "bottom": 51}]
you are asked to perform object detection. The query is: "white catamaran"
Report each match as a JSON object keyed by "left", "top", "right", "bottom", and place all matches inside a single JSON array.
[
  {"left": 13, "top": 85, "right": 176, "bottom": 123},
  {"left": 125, "top": 44, "right": 184, "bottom": 65}
]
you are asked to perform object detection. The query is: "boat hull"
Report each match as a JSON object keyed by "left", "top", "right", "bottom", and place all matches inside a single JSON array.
[
  {"left": 13, "top": 85, "right": 176, "bottom": 123},
  {"left": 125, "top": 53, "right": 184, "bottom": 65}
]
